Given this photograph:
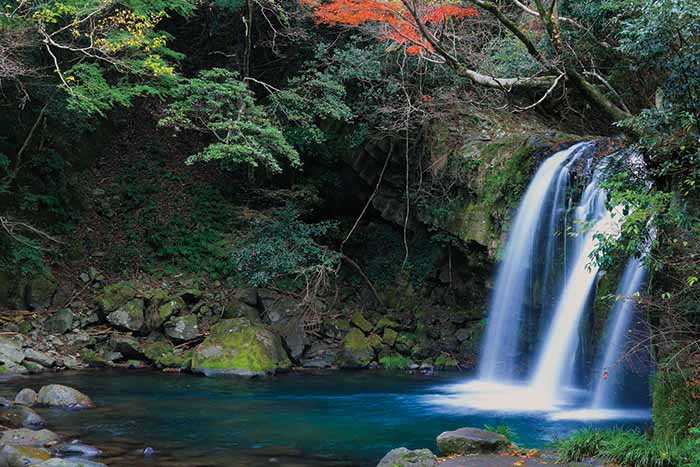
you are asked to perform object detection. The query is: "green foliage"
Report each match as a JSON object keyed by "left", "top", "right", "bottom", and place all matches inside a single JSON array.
[
  {"left": 160, "top": 68, "right": 300, "bottom": 173},
  {"left": 232, "top": 206, "right": 340, "bottom": 287},
  {"left": 653, "top": 370, "right": 700, "bottom": 441},
  {"left": 556, "top": 428, "right": 700, "bottom": 467},
  {"left": 483, "top": 423, "right": 517, "bottom": 442},
  {"left": 379, "top": 354, "right": 411, "bottom": 370}
]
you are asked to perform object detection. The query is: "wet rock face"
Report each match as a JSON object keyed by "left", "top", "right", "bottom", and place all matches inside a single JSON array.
[
  {"left": 191, "top": 318, "right": 291, "bottom": 377},
  {"left": 36, "top": 384, "right": 94, "bottom": 409},
  {"left": 436, "top": 427, "right": 509, "bottom": 455},
  {"left": 376, "top": 448, "right": 439, "bottom": 467}
]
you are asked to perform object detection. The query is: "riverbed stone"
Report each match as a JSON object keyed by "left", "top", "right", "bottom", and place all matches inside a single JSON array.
[
  {"left": 376, "top": 448, "right": 438, "bottom": 467},
  {"left": 106, "top": 299, "right": 144, "bottom": 332},
  {"left": 37, "top": 384, "right": 94, "bottom": 409},
  {"left": 14, "top": 388, "right": 38, "bottom": 406},
  {"left": 24, "top": 348, "right": 56, "bottom": 367},
  {"left": 43, "top": 309, "right": 76, "bottom": 335},
  {"left": 0, "top": 336, "right": 25, "bottom": 365},
  {"left": 0, "top": 404, "right": 45, "bottom": 429},
  {"left": 0, "top": 428, "right": 59, "bottom": 447},
  {"left": 164, "top": 315, "right": 200, "bottom": 341},
  {"left": 191, "top": 318, "right": 291, "bottom": 377},
  {"left": 436, "top": 427, "right": 509, "bottom": 455},
  {"left": 52, "top": 443, "right": 103, "bottom": 458},
  {"left": 337, "top": 328, "right": 374, "bottom": 368},
  {"left": 0, "top": 445, "right": 51, "bottom": 467}
]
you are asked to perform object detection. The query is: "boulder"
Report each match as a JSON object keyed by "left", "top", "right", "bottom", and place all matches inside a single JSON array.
[
  {"left": 272, "top": 320, "right": 306, "bottom": 361},
  {"left": 37, "top": 385, "right": 94, "bottom": 409},
  {"left": 96, "top": 281, "right": 136, "bottom": 314},
  {"left": 382, "top": 328, "right": 398, "bottom": 347},
  {"left": 0, "top": 405, "right": 45, "bottom": 429},
  {"left": 436, "top": 427, "right": 509, "bottom": 455},
  {"left": 109, "top": 335, "right": 144, "bottom": 359},
  {"left": 0, "top": 336, "right": 25, "bottom": 365},
  {"left": 222, "top": 301, "right": 260, "bottom": 321},
  {"left": 14, "top": 388, "right": 38, "bottom": 406},
  {"left": 337, "top": 328, "right": 374, "bottom": 368},
  {"left": 0, "top": 428, "right": 59, "bottom": 447},
  {"left": 376, "top": 448, "right": 438, "bottom": 467},
  {"left": 191, "top": 318, "right": 291, "bottom": 377},
  {"left": 26, "top": 272, "right": 58, "bottom": 309},
  {"left": 158, "top": 297, "right": 186, "bottom": 324},
  {"left": 374, "top": 317, "right": 400, "bottom": 332},
  {"left": 143, "top": 341, "right": 184, "bottom": 368},
  {"left": 0, "top": 445, "right": 51, "bottom": 467},
  {"left": 106, "top": 299, "right": 145, "bottom": 332},
  {"left": 24, "top": 349, "right": 56, "bottom": 367},
  {"left": 164, "top": 315, "right": 200, "bottom": 341},
  {"left": 34, "top": 459, "right": 107, "bottom": 467},
  {"left": 350, "top": 311, "right": 373, "bottom": 333},
  {"left": 43, "top": 310, "right": 76, "bottom": 335}
]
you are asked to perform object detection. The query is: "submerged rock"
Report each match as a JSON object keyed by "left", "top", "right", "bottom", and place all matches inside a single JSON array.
[
  {"left": 0, "top": 428, "right": 59, "bottom": 447},
  {"left": 191, "top": 318, "right": 291, "bottom": 377},
  {"left": 37, "top": 385, "right": 94, "bottom": 409},
  {"left": 0, "top": 404, "right": 45, "bottom": 429},
  {"left": 14, "top": 388, "right": 38, "bottom": 406},
  {"left": 337, "top": 328, "right": 374, "bottom": 368},
  {"left": 376, "top": 448, "right": 438, "bottom": 467},
  {"left": 0, "top": 444, "right": 51, "bottom": 467},
  {"left": 34, "top": 459, "right": 107, "bottom": 467},
  {"left": 436, "top": 427, "right": 508, "bottom": 455}
]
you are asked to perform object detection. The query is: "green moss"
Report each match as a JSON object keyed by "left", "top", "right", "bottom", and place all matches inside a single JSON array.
[
  {"left": 379, "top": 354, "right": 411, "bottom": 370},
  {"left": 80, "top": 348, "right": 107, "bottom": 367},
  {"left": 0, "top": 364, "right": 7, "bottom": 374},
  {"left": 337, "top": 328, "right": 374, "bottom": 368},
  {"left": 434, "top": 353, "right": 459, "bottom": 369},
  {"left": 97, "top": 281, "right": 137, "bottom": 313},
  {"left": 143, "top": 341, "right": 186, "bottom": 368},
  {"left": 192, "top": 318, "right": 291, "bottom": 376}
]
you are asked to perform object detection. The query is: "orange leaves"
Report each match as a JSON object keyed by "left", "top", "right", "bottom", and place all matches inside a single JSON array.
[
  {"left": 305, "top": 0, "right": 478, "bottom": 56},
  {"left": 421, "top": 4, "right": 478, "bottom": 24}
]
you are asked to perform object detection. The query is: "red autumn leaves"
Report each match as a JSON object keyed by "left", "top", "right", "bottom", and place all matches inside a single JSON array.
[{"left": 302, "top": 0, "right": 478, "bottom": 55}]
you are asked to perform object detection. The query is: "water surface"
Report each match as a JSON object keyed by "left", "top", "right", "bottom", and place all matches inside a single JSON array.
[{"left": 2, "top": 370, "right": 648, "bottom": 466}]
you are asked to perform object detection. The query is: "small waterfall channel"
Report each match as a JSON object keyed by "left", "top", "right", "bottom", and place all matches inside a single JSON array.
[{"left": 450, "top": 142, "right": 652, "bottom": 419}]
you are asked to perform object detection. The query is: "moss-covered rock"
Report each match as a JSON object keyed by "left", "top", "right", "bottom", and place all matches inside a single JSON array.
[
  {"left": 350, "top": 311, "right": 373, "bottom": 333},
  {"left": 106, "top": 299, "right": 144, "bottom": 331},
  {"left": 436, "top": 427, "right": 509, "bottom": 455},
  {"left": 382, "top": 328, "right": 398, "bottom": 346},
  {"left": 97, "top": 281, "right": 137, "bottom": 314},
  {"left": 374, "top": 317, "right": 400, "bottom": 332},
  {"left": 337, "top": 328, "right": 374, "bottom": 368},
  {"left": 164, "top": 315, "right": 200, "bottom": 341},
  {"left": 143, "top": 341, "right": 186, "bottom": 368},
  {"left": 191, "top": 318, "right": 291, "bottom": 377},
  {"left": 434, "top": 353, "right": 459, "bottom": 370},
  {"left": 158, "top": 297, "right": 186, "bottom": 324},
  {"left": 26, "top": 271, "right": 58, "bottom": 309}
]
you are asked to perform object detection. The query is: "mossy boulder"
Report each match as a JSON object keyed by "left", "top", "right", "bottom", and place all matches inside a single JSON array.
[
  {"left": 158, "top": 297, "right": 186, "bottom": 324},
  {"left": 377, "top": 448, "right": 438, "bottom": 467},
  {"left": 0, "top": 444, "right": 51, "bottom": 466},
  {"left": 106, "top": 299, "right": 144, "bottom": 332},
  {"left": 374, "top": 317, "right": 400, "bottom": 332},
  {"left": 97, "top": 281, "right": 137, "bottom": 314},
  {"left": 382, "top": 328, "right": 398, "bottom": 346},
  {"left": 143, "top": 341, "right": 186, "bottom": 368},
  {"left": 436, "top": 427, "right": 509, "bottom": 455},
  {"left": 0, "top": 428, "right": 59, "bottom": 447},
  {"left": 350, "top": 311, "right": 373, "bottom": 333},
  {"left": 26, "top": 271, "right": 58, "bottom": 309},
  {"left": 191, "top": 318, "right": 291, "bottom": 377},
  {"left": 337, "top": 328, "right": 374, "bottom": 368}
]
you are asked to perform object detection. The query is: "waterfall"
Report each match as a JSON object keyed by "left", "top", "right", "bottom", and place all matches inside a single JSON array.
[
  {"left": 478, "top": 143, "right": 593, "bottom": 381},
  {"left": 591, "top": 258, "right": 647, "bottom": 409}
]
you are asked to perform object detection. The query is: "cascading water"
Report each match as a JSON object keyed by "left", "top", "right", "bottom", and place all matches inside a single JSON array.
[
  {"left": 590, "top": 258, "right": 647, "bottom": 409},
  {"left": 430, "top": 143, "right": 653, "bottom": 419},
  {"left": 479, "top": 143, "right": 593, "bottom": 381}
]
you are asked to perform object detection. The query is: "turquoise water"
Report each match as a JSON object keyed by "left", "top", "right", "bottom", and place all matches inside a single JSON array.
[{"left": 2, "top": 370, "right": 649, "bottom": 466}]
